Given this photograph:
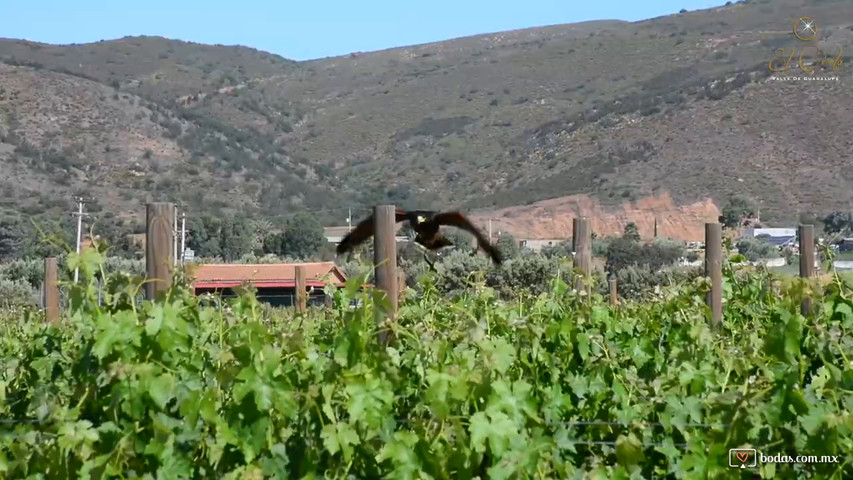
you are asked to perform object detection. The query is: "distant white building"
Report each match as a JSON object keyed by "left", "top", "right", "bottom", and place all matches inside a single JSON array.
[
  {"left": 323, "top": 226, "right": 352, "bottom": 244},
  {"left": 744, "top": 227, "right": 797, "bottom": 247},
  {"left": 519, "top": 239, "right": 567, "bottom": 252}
]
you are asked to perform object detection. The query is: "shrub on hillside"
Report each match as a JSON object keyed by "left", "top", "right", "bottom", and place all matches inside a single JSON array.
[
  {"left": 0, "top": 278, "right": 38, "bottom": 307},
  {"left": 605, "top": 237, "right": 685, "bottom": 274},
  {"left": 495, "top": 234, "right": 522, "bottom": 259},
  {"left": 614, "top": 264, "right": 704, "bottom": 300},
  {"left": 102, "top": 256, "right": 145, "bottom": 276},
  {"left": 398, "top": 247, "right": 605, "bottom": 300},
  {"left": 540, "top": 242, "right": 571, "bottom": 258},
  {"left": 485, "top": 252, "right": 573, "bottom": 298},
  {"left": 592, "top": 237, "right": 613, "bottom": 256},
  {"left": 737, "top": 235, "right": 780, "bottom": 262},
  {"left": 0, "top": 258, "right": 45, "bottom": 288}
]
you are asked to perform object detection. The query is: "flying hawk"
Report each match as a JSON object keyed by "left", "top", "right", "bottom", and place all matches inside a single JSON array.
[{"left": 336, "top": 208, "right": 502, "bottom": 268}]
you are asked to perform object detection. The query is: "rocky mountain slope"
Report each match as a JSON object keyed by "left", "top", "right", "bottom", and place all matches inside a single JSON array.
[
  {"left": 468, "top": 193, "right": 722, "bottom": 242},
  {"left": 0, "top": 0, "right": 851, "bottom": 239}
]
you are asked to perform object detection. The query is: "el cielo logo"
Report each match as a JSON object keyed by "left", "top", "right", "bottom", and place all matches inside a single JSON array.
[
  {"left": 794, "top": 16, "right": 817, "bottom": 41},
  {"left": 768, "top": 17, "right": 843, "bottom": 74}
]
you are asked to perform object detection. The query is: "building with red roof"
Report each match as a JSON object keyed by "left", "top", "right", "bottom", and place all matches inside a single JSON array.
[{"left": 188, "top": 262, "right": 348, "bottom": 307}]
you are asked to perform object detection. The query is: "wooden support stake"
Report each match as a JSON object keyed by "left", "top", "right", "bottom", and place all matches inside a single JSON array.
[
  {"left": 373, "top": 205, "right": 398, "bottom": 343},
  {"left": 705, "top": 223, "right": 722, "bottom": 326},
  {"left": 43, "top": 256, "right": 60, "bottom": 324},
  {"left": 799, "top": 224, "right": 815, "bottom": 316},
  {"left": 146, "top": 202, "right": 174, "bottom": 301},
  {"left": 295, "top": 265, "right": 307, "bottom": 313},
  {"left": 574, "top": 217, "right": 591, "bottom": 292},
  {"left": 572, "top": 218, "right": 578, "bottom": 252},
  {"left": 609, "top": 276, "right": 618, "bottom": 306}
]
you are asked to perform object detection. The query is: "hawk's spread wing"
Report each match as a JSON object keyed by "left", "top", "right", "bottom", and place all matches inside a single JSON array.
[
  {"left": 336, "top": 209, "right": 410, "bottom": 255},
  {"left": 432, "top": 211, "right": 502, "bottom": 264}
]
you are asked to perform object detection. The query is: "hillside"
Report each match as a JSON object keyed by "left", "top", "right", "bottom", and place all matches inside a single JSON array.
[
  {"left": 468, "top": 192, "right": 722, "bottom": 242},
  {"left": 1, "top": 0, "right": 852, "bottom": 238}
]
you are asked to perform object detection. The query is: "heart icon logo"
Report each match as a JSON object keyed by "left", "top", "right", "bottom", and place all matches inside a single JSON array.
[{"left": 736, "top": 452, "right": 749, "bottom": 463}]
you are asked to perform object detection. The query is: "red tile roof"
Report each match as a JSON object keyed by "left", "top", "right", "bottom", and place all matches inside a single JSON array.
[{"left": 188, "top": 262, "right": 348, "bottom": 289}]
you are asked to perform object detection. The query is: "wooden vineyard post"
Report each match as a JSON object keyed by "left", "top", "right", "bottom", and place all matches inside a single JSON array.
[
  {"left": 573, "top": 217, "right": 591, "bottom": 292},
  {"left": 373, "top": 205, "right": 398, "bottom": 344},
  {"left": 572, "top": 218, "right": 578, "bottom": 252},
  {"left": 295, "top": 265, "right": 307, "bottom": 313},
  {"left": 146, "top": 203, "right": 175, "bottom": 301},
  {"left": 43, "top": 256, "right": 60, "bottom": 324},
  {"left": 609, "top": 276, "right": 618, "bottom": 306},
  {"left": 705, "top": 222, "right": 722, "bottom": 327},
  {"left": 799, "top": 224, "right": 816, "bottom": 316}
]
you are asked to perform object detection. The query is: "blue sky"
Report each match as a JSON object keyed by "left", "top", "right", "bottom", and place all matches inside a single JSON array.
[{"left": 1, "top": 0, "right": 726, "bottom": 61}]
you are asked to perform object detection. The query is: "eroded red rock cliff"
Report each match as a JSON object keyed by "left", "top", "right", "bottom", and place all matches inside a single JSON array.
[{"left": 470, "top": 192, "right": 720, "bottom": 242}]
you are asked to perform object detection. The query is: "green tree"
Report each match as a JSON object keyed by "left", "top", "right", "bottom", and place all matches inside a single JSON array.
[
  {"left": 623, "top": 222, "right": 640, "bottom": 242},
  {"left": 0, "top": 217, "right": 25, "bottom": 260},
  {"left": 276, "top": 213, "right": 326, "bottom": 259},
  {"left": 719, "top": 195, "right": 756, "bottom": 229},
  {"left": 385, "top": 184, "right": 412, "bottom": 207},
  {"left": 20, "top": 217, "right": 75, "bottom": 259},
  {"left": 592, "top": 236, "right": 613, "bottom": 257},
  {"left": 445, "top": 229, "right": 476, "bottom": 252},
  {"left": 736, "top": 236, "right": 780, "bottom": 262},
  {"left": 606, "top": 237, "right": 642, "bottom": 273},
  {"left": 262, "top": 232, "right": 280, "bottom": 256},
  {"left": 188, "top": 214, "right": 222, "bottom": 258},
  {"left": 541, "top": 242, "right": 571, "bottom": 258},
  {"left": 496, "top": 233, "right": 521, "bottom": 259},
  {"left": 486, "top": 253, "right": 570, "bottom": 297},
  {"left": 249, "top": 218, "right": 274, "bottom": 253},
  {"left": 646, "top": 238, "right": 685, "bottom": 268},
  {"left": 606, "top": 236, "right": 684, "bottom": 274},
  {"left": 0, "top": 258, "right": 45, "bottom": 288},
  {"left": 219, "top": 216, "right": 253, "bottom": 262},
  {"left": 821, "top": 211, "right": 853, "bottom": 236}
]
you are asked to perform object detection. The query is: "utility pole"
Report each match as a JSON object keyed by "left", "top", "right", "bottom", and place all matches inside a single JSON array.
[
  {"left": 347, "top": 208, "right": 352, "bottom": 232},
  {"left": 71, "top": 197, "right": 90, "bottom": 283},
  {"left": 180, "top": 210, "right": 187, "bottom": 263},
  {"left": 489, "top": 219, "right": 493, "bottom": 244},
  {"left": 173, "top": 205, "right": 179, "bottom": 266}
]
